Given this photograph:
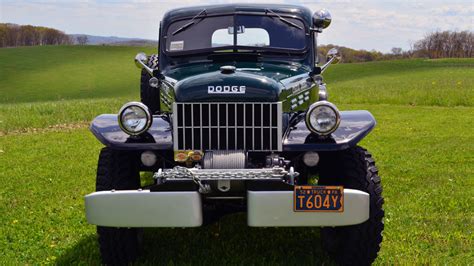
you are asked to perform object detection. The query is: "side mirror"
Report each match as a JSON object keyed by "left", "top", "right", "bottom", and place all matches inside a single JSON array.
[
  {"left": 326, "top": 48, "right": 341, "bottom": 64},
  {"left": 313, "top": 9, "right": 332, "bottom": 32},
  {"left": 318, "top": 48, "right": 341, "bottom": 73},
  {"left": 134, "top": 52, "right": 154, "bottom": 75},
  {"left": 134, "top": 52, "right": 148, "bottom": 69}
]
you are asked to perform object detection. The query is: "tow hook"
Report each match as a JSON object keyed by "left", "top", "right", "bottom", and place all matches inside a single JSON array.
[{"left": 288, "top": 167, "right": 298, "bottom": 185}]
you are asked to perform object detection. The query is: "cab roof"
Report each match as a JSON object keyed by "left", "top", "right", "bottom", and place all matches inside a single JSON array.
[{"left": 161, "top": 4, "right": 313, "bottom": 27}]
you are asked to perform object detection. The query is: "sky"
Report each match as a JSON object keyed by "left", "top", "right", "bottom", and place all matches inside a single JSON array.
[{"left": 1, "top": 0, "right": 473, "bottom": 52}]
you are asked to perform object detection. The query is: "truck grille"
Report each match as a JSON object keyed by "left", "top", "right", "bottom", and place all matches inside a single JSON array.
[{"left": 173, "top": 102, "right": 282, "bottom": 151}]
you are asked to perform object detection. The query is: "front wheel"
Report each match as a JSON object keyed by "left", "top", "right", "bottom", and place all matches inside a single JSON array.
[
  {"left": 318, "top": 146, "right": 384, "bottom": 265},
  {"left": 95, "top": 148, "right": 142, "bottom": 265}
]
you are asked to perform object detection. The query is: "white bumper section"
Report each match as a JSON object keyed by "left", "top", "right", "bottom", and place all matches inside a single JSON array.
[
  {"left": 85, "top": 190, "right": 203, "bottom": 227},
  {"left": 85, "top": 189, "right": 369, "bottom": 227},
  {"left": 247, "top": 189, "right": 369, "bottom": 227}
]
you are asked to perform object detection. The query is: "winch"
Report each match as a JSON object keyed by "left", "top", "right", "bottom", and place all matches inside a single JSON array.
[{"left": 202, "top": 150, "right": 246, "bottom": 169}]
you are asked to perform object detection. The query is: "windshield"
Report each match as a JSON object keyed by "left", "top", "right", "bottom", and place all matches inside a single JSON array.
[{"left": 165, "top": 14, "right": 307, "bottom": 53}]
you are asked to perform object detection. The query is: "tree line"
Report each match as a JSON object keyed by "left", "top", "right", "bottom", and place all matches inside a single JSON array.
[
  {"left": 412, "top": 31, "right": 473, "bottom": 58},
  {"left": 319, "top": 30, "right": 473, "bottom": 63},
  {"left": 0, "top": 23, "right": 72, "bottom": 47}
]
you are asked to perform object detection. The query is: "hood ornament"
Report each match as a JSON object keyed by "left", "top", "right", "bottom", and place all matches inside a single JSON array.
[{"left": 220, "top": 65, "right": 236, "bottom": 74}]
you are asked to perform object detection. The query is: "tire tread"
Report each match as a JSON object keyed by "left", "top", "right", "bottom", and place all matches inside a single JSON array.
[
  {"left": 96, "top": 148, "right": 141, "bottom": 265},
  {"left": 319, "top": 146, "right": 384, "bottom": 265}
]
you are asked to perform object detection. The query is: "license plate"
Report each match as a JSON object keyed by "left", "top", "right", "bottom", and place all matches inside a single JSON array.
[{"left": 294, "top": 186, "right": 344, "bottom": 212}]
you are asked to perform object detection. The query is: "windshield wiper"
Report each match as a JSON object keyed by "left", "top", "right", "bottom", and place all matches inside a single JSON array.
[
  {"left": 172, "top": 9, "right": 207, "bottom": 36},
  {"left": 265, "top": 9, "right": 303, "bottom": 30}
]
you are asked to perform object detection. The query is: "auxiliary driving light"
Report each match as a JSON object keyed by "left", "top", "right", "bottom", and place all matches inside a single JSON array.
[
  {"left": 303, "top": 151, "right": 320, "bottom": 167},
  {"left": 305, "top": 101, "right": 340, "bottom": 135},
  {"left": 118, "top": 102, "right": 152, "bottom": 136},
  {"left": 141, "top": 151, "right": 157, "bottom": 167}
]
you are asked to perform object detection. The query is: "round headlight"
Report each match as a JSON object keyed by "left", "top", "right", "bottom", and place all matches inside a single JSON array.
[
  {"left": 118, "top": 102, "right": 152, "bottom": 135},
  {"left": 305, "top": 101, "right": 340, "bottom": 135}
]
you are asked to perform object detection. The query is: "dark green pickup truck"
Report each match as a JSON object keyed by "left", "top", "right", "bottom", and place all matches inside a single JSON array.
[{"left": 85, "top": 4, "right": 384, "bottom": 265}]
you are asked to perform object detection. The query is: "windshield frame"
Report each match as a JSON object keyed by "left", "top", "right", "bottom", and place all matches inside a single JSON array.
[{"left": 161, "top": 12, "right": 311, "bottom": 57}]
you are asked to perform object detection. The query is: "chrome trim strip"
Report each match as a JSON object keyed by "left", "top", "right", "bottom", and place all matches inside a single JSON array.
[
  {"left": 217, "top": 104, "right": 220, "bottom": 149},
  {"left": 261, "top": 103, "right": 264, "bottom": 149},
  {"left": 182, "top": 103, "right": 186, "bottom": 149},
  {"left": 279, "top": 73, "right": 312, "bottom": 87},
  {"left": 164, "top": 76, "right": 178, "bottom": 85},
  {"left": 200, "top": 103, "right": 203, "bottom": 150},
  {"left": 269, "top": 103, "right": 272, "bottom": 150},
  {"left": 251, "top": 104, "right": 254, "bottom": 150},
  {"left": 234, "top": 103, "right": 237, "bottom": 149},
  {"left": 229, "top": 103, "right": 231, "bottom": 150},
  {"left": 206, "top": 196, "right": 245, "bottom": 200},
  {"left": 243, "top": 103, "right": 246, "bottom": 149},
  {"left": 172, "top": 103, "right": 178, "bottom": 150},
  {"left": 286, "top": 87, "right": 312, "bottom": 99},
  {"left": 208, "top": 104, "right": 211, "bottom": 149},
  {"left": 277, "top": 102, "right": 283, "bottom": 151}
]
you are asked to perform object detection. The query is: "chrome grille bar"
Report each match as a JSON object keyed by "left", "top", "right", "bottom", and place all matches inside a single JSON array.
[{"left": 173, "top": 102, "right": 282, "bottom": 151}]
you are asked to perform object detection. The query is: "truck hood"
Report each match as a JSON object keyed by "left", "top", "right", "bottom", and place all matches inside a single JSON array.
[{"left": 164, "top": 62, "right": 310, "bottom": 102}]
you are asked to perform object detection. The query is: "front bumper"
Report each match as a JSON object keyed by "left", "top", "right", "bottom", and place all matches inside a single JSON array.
[
  {"left": 85, "top": 189, "right": 369, "bottom": 227},
  {"left": 85, "top": 190, "right": 202, "bottom": 227}
]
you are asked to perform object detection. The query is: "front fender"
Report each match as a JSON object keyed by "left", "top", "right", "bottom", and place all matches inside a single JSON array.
[
  {"left": 90, "top": 114, "right": 173, "bottom": 150},
  {"left": 91, "top": 110, "right": 375, "bottom": 151},
  {"left": 283, "top": 110, "right": 376, "bottom": 151}
]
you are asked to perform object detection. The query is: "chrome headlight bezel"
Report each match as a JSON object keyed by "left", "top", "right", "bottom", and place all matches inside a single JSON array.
[
  {"left": 305, "top": 101, "right": 341, "bottom": 135},
  {"left": 118, "top": 102, "right": 152, "bottom": 136}
]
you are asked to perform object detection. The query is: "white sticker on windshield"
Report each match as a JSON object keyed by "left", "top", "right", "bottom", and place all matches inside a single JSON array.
[{"left": 170, "top": 41, "right": 184, "bottom": 51}]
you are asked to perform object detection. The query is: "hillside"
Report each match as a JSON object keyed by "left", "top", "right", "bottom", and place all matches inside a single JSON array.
[
  {"left": 0, "top": 45, "right": 156, "bottom": 103},
  {"left": 0, "top": 45, "right": 472, "bottom": 106}
]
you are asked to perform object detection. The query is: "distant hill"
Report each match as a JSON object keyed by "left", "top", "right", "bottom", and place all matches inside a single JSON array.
[{"left": 69, "top": 34, "right": 157, "bottom": 46}]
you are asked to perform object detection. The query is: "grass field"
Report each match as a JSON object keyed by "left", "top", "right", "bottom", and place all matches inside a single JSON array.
[
  {"left": 0, "top": 46, "right": 156, "bottom": 103},
  {"left": 0, "top": 46, "right": 473, "bottom": 265}
]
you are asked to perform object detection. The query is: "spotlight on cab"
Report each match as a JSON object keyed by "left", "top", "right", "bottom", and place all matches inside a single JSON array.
[{"left": 313, "top": 9, "right": 332, "bottom": 32}]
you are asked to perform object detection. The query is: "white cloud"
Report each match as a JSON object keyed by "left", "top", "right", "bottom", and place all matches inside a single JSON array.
[
  {"left": 1, "top": 0, "right": 473, "bottom": 52},
  {"left": 299, "top": 0, "right": 473, "bottom": 51}
]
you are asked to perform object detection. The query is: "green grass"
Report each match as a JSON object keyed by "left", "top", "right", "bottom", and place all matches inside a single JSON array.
[
  {"left": 0, "top": 46, "right": 155, "bottom": 103},
  {"left": 0, "top": 46, "right": 473, "bottom": 264},
  {"left": 0, "top": 97, "right": 131, "bottom": 132},
  {"left": 1, "top": 105, "right": 472, "bottom": 265},
  {"left": 324, "top": 58, "right": 474, "bottom": 107},
  {"left": 1, "top": 46, "right": 473, "bottom": 107}
]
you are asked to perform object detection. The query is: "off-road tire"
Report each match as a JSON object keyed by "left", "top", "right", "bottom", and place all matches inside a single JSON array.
[
  {"left": 140, "top": 54, "right": 160, "bottom": 114},
  {"left": 95, "top": 148, "right": 141, "bottom": 265},
  {"left": 318, "top": 146, "right": 384, "bottom": 265}
]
